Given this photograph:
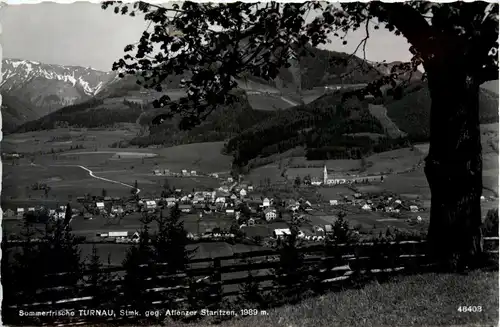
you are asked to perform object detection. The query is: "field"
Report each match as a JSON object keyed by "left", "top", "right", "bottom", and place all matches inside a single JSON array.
[
  {"left": 246, "top": 94, "right": 297, "bottom": 111},
  {"left": 1, "top": 126, "right": 141, "bottom": 153},
  {"left": 2, "top": 139, "right": 233, "bottom": 206},
  {"left": 364, "top": 147, "right": 424, "bottom": 175}
]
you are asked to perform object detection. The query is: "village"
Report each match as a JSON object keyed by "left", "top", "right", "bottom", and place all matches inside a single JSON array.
[{"left": 2, "top": 163, "right": 454, "bottom": 248}]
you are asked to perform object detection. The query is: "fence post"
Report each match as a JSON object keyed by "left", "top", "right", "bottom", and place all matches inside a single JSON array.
[{"left": 213, "top": 258, "right": 222, "bottom": 284}]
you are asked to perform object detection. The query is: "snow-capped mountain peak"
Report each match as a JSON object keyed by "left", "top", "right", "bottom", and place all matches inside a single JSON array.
[{"left": 1, "top": 58, "right": 116, "bottom": 96}]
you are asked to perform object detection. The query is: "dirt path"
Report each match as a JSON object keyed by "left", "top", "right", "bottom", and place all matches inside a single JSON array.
[
  {"left": 52, "top": 164, "right": 141, "bottom": 194},
  {"left": 280, "top": 96, "right": 299, "bottom": 107}
]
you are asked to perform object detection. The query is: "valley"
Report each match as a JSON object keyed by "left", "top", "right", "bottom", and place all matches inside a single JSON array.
[{"left": 2, "top": 53, "right": 498, "bottom": 267}]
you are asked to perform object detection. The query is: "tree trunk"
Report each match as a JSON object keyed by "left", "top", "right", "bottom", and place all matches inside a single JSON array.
[{"left": 425, "top": 64, "right": 484, "bottom": 271}]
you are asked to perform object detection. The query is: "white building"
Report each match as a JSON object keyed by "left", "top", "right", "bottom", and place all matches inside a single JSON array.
[
  {"left": 145, "top": 200, "right": 157, "bottom": 210},
  {"left": 264, "top": 208, "right": 277, "bottom": 221},
  {"left": 329, "top": 200, "right": 338, "bottom": 206},
  {"left": 239, "top": 189, "right": 247, "bottom": 197},
  {"left": 273, "top": 228, "right": 291, "bottom": 239},
  {"left": 96, "top": 202, "right": 105, "bottom": 211},
  {"left": 262, "top": 198, "right": 270, "bottom": 207},
  {"left": 215, "top": 197, "right": 226, "bottom": 203}
]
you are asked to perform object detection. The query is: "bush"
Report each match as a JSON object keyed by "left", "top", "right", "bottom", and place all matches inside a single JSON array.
[{"left": 483, "top": 208, "right": 499, "bottom": 237}]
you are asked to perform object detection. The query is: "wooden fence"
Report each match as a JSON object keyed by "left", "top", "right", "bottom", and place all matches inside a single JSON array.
[{"left": 3, "top": 237, "right": 498, "bottom": 326}]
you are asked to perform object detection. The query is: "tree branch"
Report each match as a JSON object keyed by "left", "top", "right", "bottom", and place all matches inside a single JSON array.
[{"left": 375, "top": 2, "right": 435, "bottom": 61}]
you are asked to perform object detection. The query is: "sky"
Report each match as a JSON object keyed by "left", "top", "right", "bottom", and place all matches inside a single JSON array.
[{"left": 0, "top": 2, "right": 413, "bottom": 72}]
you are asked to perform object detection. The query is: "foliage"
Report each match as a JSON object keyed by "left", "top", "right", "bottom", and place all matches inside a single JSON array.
[
  {"left": 272, "top": 224, "right": 309, "bottom": 304},
  {"left": 237, "top": 259, "right": 271, "bottom": 310},
  {"left": 482, "top": 208, "right": 499, "bottom": 237},
  {"left": 121, "top": 221, "right": 155, "bottom": 315},
  {"left": 85, "top": 245, "right": 118, "bottom": 316},
  {"left": 102, "top": 1, "right": 498, "bottom": 130}
]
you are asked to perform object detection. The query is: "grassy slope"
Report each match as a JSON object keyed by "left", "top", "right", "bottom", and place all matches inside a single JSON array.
[{"left": 158, "top": 271, "right": 499, "bottom": 327}]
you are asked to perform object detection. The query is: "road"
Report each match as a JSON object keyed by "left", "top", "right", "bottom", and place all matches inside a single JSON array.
[
  {"left": 280, "top": 96, "right": 299, "bottom": 107},
  {"left": 52, "top": 164, "right": 141, "bottom": 195}
]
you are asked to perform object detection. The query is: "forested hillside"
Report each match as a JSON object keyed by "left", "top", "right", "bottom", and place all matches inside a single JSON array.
[
  {"left": 386, "top": 82, "right": 499, "bottom": 141},
  {"left": 224, "top": 80, "right": 498, "bottom": 167},
  {"left": 14, "top": 98, "right": 144, "bottom": 132}
]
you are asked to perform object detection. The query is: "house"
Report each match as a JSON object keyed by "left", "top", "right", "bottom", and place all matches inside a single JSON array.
[
  {"left": 228, "top": 177, "right": 234, "bottom": 182},
  {"left": 313, "top": 225, "right": 325, "bottom": 235},
  {"left": 181, "top": 169, "right": 188, "bottom": 176},
  {"left": 239, "top": 189, "right": 247, "bottom": 197},
  {"left": 324, "top": 224, "right": 333, "bottom": 235},
  {"left": 165, "top": 197, "right": 176, "bottom": 207},
  {"left": 273, "top": 228, "right": 291, "bottom": 239},
  {"left": 225, "top": 209, "right": 235, "bottom": 215},
  {"left": 27, "top": 207, "right": 35, "bottom": 212},
  {"left": 247, "top": 185, "right": 254, "bottom": 191},
  {"left": 329, "top": 200, "right": 338, "bottom": 206},
  {"left": 4, "top": 209, "right": 15, "bottom": 218},
  {"left": 111, "top": 206, "right": 124, "bottom": 214},
  {"left": 264, "top": 208, "right": 277, "bottom": 221},
  {"left": 104, "top": 196, "right": 112, "bottom": 202},
  {"left": 145, "top": 200, "right": 157, "bottom": 211},
  {"left": 262, "top": 198, "right": 270, "bottom": 207},
  {"left": 96, "top": 202, "right": 105, "bottom": 211},
  {"left": 131, "top": 232, "right": 140, "bottom": 243},
  {"left": 190, "top": 170, "right": 197, "bottom": 176},
  {"left": 215, "top": 197, "right": 226, "bottom": 204},
  {"left": 410, "top": 205, "right": 419, "bottom": 213},
  {"left": 361, "top": 204, "right": 371, "bottom": 211},
  {"left": 230, "top": 194, "right": 238, "bottom": 201},
  {"left": 247, "top": 218, "right": 256, "bottom": 226},
  {"left": 193, "top": 195, "right": 205, "bottom": 203},
  {"left": 179, "top": 204, "right": 192, "bottom": 213}
]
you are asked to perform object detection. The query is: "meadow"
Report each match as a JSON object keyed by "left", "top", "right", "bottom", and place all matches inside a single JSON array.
[
  {"left": 246, "top": 94, "right": 296, "bottom": 111},
  {"left": 159, "top": 271, "right": 498, "bottom": 327},
  {"left": 1, "top": 125, "right": 141, "bottom": 153}
]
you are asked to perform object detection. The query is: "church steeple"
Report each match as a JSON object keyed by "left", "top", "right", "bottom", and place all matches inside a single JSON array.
[{"left": 323, "top": 165, "right": 327, "bottom": 184}]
